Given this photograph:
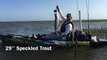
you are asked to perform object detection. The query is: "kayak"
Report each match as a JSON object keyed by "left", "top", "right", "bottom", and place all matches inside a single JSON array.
[
  {"left": 0, "top": 34, "right": 89, "bottom": 46},
  {"left": 0, "top": 33, "right": 107, "bottom": 47}
]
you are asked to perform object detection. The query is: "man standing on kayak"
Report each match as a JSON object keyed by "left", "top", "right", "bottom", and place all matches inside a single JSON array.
[{"left": 40, "top": 5, "right": 74, "bottom": 40}]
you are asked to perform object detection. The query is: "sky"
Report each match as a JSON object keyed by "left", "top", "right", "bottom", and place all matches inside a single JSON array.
[{"left": 0, "top": 0, "right": 107, "bottom": 21}]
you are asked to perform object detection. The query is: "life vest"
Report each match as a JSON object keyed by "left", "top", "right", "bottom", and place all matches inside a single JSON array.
[{"left": 60, "top": 21, "right": 74, "bottom": 33}]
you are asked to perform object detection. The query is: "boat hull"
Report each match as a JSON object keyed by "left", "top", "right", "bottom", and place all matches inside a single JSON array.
[
  {"left": 0, "top": 34, "right": 107, "bottom": 47},
  {"left": 1, "top": 38, "right": 107, "bottom": 47}
]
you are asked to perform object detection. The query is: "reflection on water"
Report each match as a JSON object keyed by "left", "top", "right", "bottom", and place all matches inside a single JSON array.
[{"left": 0, "top": 46, "right": 107, "bottom": 60}]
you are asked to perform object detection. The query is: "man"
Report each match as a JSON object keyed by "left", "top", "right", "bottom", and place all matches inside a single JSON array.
[
  {"left": 56, "top": 5, "right": 74, "bottom": 37},
  {"left": 40, "top": 5, "right": 74, "bottom": 40}
]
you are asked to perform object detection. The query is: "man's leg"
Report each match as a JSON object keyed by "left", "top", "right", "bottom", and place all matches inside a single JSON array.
[{"left": 40, "top": 33, "right": 60, "bottom": 40}]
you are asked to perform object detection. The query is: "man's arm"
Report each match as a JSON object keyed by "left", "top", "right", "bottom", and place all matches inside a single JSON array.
[{"left": 56, "top": 5, "right": 66, "bottom": 21}]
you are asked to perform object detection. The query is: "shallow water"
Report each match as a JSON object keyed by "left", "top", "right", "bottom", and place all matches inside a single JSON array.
[
  {"left": 0, "top": 21, "right": 107, "bottom": 60},
  {"left": 0, "top": 21, "right": 107, "bottom": 34}
]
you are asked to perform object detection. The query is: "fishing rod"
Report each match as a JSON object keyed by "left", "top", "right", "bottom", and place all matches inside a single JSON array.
[
  {"left": 74, "top": 0, "right": 81, "bottom": 56},
  {"left": 74, "top": 0, "right": 83, "bottom": 56},
  {"left": 74, "top": 10, "right": 82, "bottom": 56},
  {"left": 86, "top": 0, "right": 90, "bottom": 32},
  {"left": 54, "top": 9, "right": 59, "bottom": 34},
  {"left": 54, "top": 10, "right": 58, "bottom": 34},
  {"left": 77, "top": 0, "right": 83, "bottom": 32}
]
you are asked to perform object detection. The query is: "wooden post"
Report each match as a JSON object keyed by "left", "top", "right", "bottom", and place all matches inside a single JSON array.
[{"left": 79, "top": 10, "right": 82, "bottom": 32}]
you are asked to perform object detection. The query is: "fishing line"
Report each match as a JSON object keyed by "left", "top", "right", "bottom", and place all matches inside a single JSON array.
[
  {"left": 76, "top": 0, "right": 82, "bottom": 31},
  {"left": 76, "top": 0, "right": 79, "bottom": 12},
  {"left": 86, "top": 0, "right": 90, "bottom": 31}
]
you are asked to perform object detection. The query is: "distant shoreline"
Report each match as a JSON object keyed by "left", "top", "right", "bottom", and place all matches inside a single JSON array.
[{"left": 0, "top": 19, "right": 107, "bottom": 22}]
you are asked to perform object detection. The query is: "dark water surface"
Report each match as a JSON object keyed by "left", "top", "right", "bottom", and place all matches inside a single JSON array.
[
  {"left": 0, "top": 21, "right": 107, "bottom": 60},
  {"left": 0, "top": 46, "right": 107, "bottom": 60}
]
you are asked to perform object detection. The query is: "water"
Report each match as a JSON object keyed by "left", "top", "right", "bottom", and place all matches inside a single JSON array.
[
  {"left": 0, "top": 46, "right": 107, "bottom": 60},
  {"left": 0, "top": 21, "right": 107, "bottom": 35},
  {"left": 0, "top": 21, "right": 55, "bottom": 35},
  {"left": 0, "top": 21, "right": 107, "bottom": 60}
]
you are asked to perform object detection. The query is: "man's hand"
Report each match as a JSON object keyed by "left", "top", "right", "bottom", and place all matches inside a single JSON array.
[{"left": 56, "top": 5, "right": 66, "bottom": 21}]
